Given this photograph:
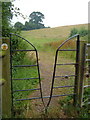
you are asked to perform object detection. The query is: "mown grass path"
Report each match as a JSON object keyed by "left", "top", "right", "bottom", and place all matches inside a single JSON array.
[{"left": 25, "top": 51, "right": 75, "bottom": 118}]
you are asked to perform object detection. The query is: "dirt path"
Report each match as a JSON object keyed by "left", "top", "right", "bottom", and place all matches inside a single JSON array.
[{"left": 25, "top": 51, "right": 75, "bottom": 118}]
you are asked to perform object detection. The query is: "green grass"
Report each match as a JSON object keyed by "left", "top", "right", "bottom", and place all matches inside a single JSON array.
[
  {"left": 59, "top": 88, "right": 90, "bottom": 118},
  {"left": 13, "top": 24, "right": 88, "bottom": 118},
  {"left": 12, "top": 51, "right": 40, "bottom": 116}
]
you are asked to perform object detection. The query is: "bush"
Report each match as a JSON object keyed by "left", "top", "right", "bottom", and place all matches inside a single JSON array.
[
  {"left": 69, "top": 28, "right": 78, "bottom": 37},
  {"left": 79, "top": 27, "right": 88, "bottom": 37},
  {"left": 11, "top": 35, "right": 28, "bottom": 62},
  {"left": 69, "top": 27, "right": 88, "bottom": 37}
]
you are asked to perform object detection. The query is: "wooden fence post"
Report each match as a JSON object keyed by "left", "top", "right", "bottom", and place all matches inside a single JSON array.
[
  {"left": 1, "top": 38, "right": 11, "bottom": 118},
  {"left": 79, "top": 41, "right": 86, "bottom": 107}
]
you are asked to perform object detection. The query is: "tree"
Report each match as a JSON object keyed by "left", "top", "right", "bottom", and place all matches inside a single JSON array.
[
  {"left": 1, "top": 1, "right": 24, "bottom": 36},
  {"left": 29, "top": 11, "right": 45, "bottom": 24},
  {"left": 28, "top": 11, "right": 45, "bottom": 29},
  {"left": 14, "top": 22, "right": 24, "bottom": 30},
  {"left": 2, "top": 2, "right": 13, "bottom": 37}
]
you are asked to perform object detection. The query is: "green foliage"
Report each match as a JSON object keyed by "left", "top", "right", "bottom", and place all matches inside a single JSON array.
[
  {"left": 2, "top": 1, "right": 23, "bottom": 37},
  {"left": 69, "top": 28, "right": 78, "bottom": 37},
  {"left": 12, "top": 54, "right": 38, "bottom": 116},
  {"left": 14, "top": 22, "right": 24, "bottom": 31},
  {"left": 69, "top": 27, "right": 88, "bottom": 37},
  {"left": 11, "top": 35, "right": 28, "bottom": 62},
  {"left": 2, "top": 2, "right": 13, "bottom": 37},
  {"left": 78, "top": 27, "right": 88, "bottom": 37},
  {"left": 59, "top": 87, "right": 90, "bottom": 118},
  {"left": 29, "top": 11, "right": 44, "bottom": 24},
  {"left": 18, "top": 11, "right": 45, "bottom": 30}
]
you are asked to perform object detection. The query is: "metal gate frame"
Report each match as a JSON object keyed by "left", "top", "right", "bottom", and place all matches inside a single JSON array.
[
  {"left": 9, "top": 33, "right": 45, "bottom": 114},
  {"left": 46, "top": 34, "right": 80, "bottom": 108},
  {"left": 10, "top": 33, "right": 85, "bottom": 115}
]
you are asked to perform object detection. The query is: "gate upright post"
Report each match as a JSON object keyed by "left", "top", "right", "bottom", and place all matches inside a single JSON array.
[
  {"left": 79, "top": 42, "right": 86, "bottom": 107},
  {"left": 2, "top": 38, "right": 11, "bottom": 118},
  {"left": 74, "top": 35, "right": 80, "bottom": 106}
]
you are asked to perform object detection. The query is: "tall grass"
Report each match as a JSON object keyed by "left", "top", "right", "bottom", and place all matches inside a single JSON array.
[{"left": 12, "top": 56, "right": 39, "bottom": 117}]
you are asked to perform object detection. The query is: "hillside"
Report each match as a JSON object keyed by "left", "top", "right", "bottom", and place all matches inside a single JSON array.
[
  {"left": 22, "top": 24, "right": 87, "bottom": 38},
  {"left": 21, "top": 23, "right": 88, "bottom": 50}
]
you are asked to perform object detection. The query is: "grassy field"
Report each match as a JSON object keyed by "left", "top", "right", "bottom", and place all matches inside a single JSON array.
[
  {"left": 21, "top": 23, "right": 88, "bottom": 50},
  {"left": 13, "top": 23, "right": 89, "bottom": 118}
]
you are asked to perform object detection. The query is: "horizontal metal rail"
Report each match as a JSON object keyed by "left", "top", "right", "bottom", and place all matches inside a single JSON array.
[
  {"left": 13, "top": 88, "right": 40, "bottom": 92},
  {"left": 55, "top": 75, "right": 76, "bottom": 78},
  {"left": 12, "top": 78, "right": 39, "bottom": 80},
  {"left": 56, "top": 63, "right": 76, "bottom": 66},
  {"left": 84, "top": 85, "right": 90, "bottom": 88},
  {"left": 53, "top": 85, "right": 74, "bottom": 89},
  {"left": 12, "top": 65, "right": 37, "bottom": 67},
  {"left": 58, "top": 49, "right": 77, "bottom": 51},
  {"left": 12, "top": 49, "right": 35, "bottom": 52},
  {"left": 86, "top": 44, "right": 90, "bottom": 47},
  {"left": 16, "top": 93, "right": 75, "bottom": 101},
  {"left": 86, "top": 59, "right": 90, "bottom": 62}
]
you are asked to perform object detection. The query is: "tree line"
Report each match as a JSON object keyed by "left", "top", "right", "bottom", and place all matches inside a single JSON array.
[{"left": 14, "top": 11, "right": 47, "bottom": 31}]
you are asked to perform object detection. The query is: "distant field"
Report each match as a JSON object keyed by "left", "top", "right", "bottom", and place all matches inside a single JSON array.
[{"left": 21, "top": 24, "right": 88, "bottom": 50}]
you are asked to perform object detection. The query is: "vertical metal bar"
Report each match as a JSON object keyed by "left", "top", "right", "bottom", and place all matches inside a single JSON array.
[
  {"left": 89, "top": 65, "right": 90, "bottom": 74},
  {"left": 35, "top": 50, "right": 45, "bottom": 108},
  {"left": 74, "top": 35, "right": 80, "bottom": 106},
  {"left": 9, "top": 34, "right": 14, "bottom": 116},
  {"left": 46, "top": 50, "right": 58, "bottom": 109},
  {"left": 79, "top": 43, "right": 86, "bottom": 107}
]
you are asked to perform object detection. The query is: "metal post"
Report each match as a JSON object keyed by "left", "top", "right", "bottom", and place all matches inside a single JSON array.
[
  {"left": 74, "top": 35, "right": 80, "bottom": 106},
  {"left": 9, "top": 34, "right": 14, "bottom": 116}
]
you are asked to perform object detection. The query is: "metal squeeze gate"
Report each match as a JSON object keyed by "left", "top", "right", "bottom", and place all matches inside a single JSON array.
[{"left": 9, "top": 33, "right": 89, "bottom": 114}]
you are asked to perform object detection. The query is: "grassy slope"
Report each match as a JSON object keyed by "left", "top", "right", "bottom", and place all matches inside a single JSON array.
[
  {"left": 18, "top": 24, "right": 88, "bottom": 118},
  {"left": 21, "top": 23, "right": 88, "bottom": 50}
]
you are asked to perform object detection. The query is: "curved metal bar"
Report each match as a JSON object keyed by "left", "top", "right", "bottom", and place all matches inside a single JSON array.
[
  {"left": 10, "top": 33, "right": 36, "bottom": 50},
  {"left": 57, "top": 34, "right": 79, "bottom": 50},
  {"left": 46, "top": 34, "right": 80, "bottom": 109}
]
